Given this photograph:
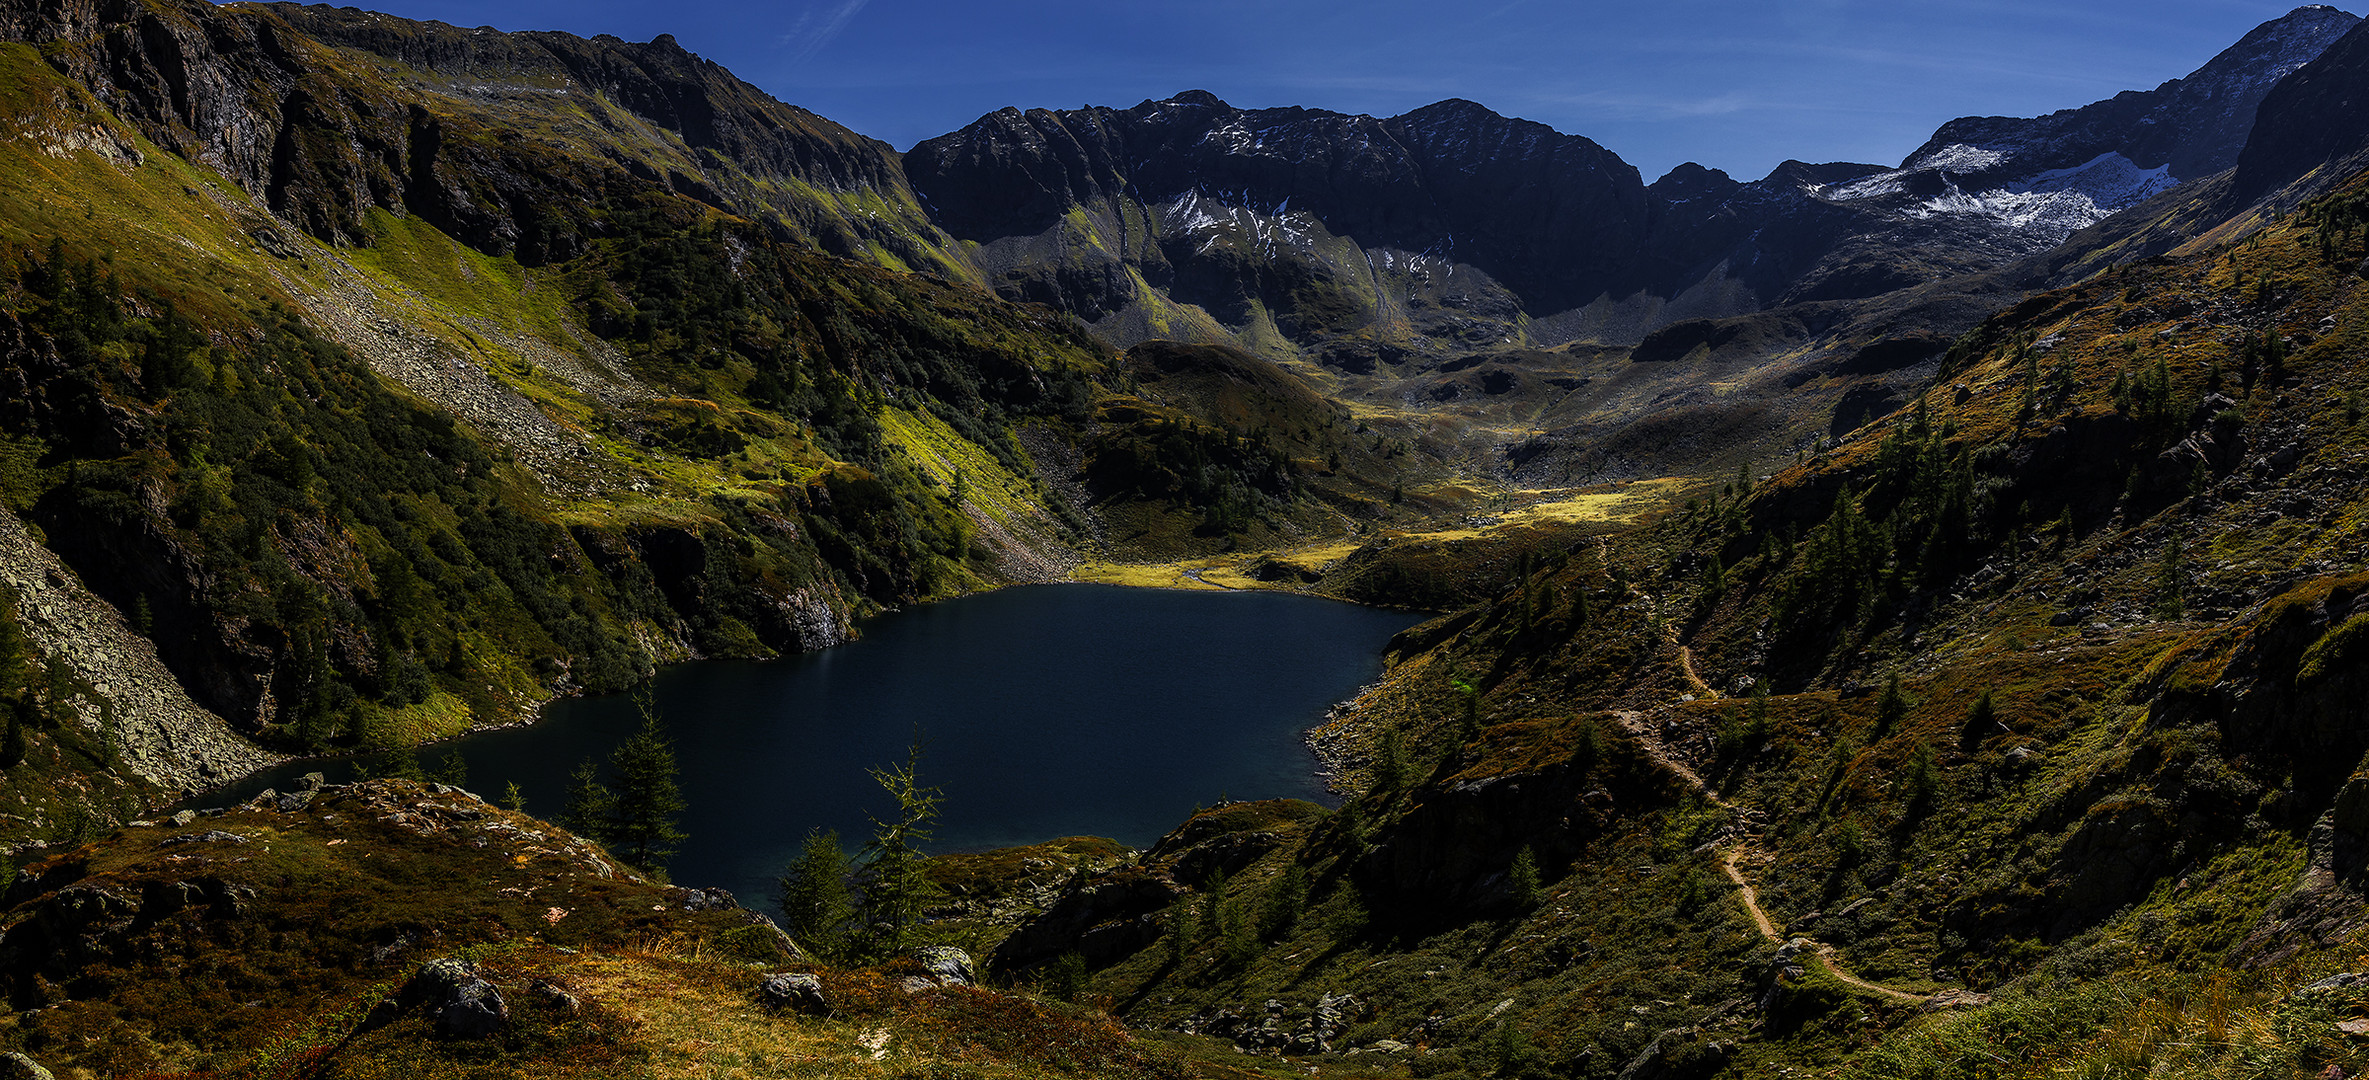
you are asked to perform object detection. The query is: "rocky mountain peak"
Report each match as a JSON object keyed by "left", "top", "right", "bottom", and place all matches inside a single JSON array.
[
  {"left": 1650, "top": 162, "right": 1741, "bottom": 203},
  {"left": 2233, "top": 13, "right": 2369, "bottom": 204},
  {"left": 1158, "top": 88, "right": 1229, "bottom": 109}
]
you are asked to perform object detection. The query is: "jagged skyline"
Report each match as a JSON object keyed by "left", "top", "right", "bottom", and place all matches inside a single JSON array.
[{"left": 310, "top": 0, "right": 2337, "bottom": 181}]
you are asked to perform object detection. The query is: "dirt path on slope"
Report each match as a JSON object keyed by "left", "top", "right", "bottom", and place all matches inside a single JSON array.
[
  {"left": 1586, "top": 602, "right": 1934, "bottom": 1006},
  {"left": 1719, "top": 847, "right": 1929, "bottom": 1004},
  {"left": 1596, "top": 538, "right": 1716, "bottom": 698}
]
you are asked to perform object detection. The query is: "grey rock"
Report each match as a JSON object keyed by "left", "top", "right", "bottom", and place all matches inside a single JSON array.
[
  {"left": 759, "top": 971, "right": 827, "bottom": 1013},
  {"left": 0, "top": 507, "right": 276, "bottom": 797},
  {"left": 275, "top": 790, "right": 315, "bottom": 812},
  {"left": 168, "top": 810, "right": 196, "bottom": 827},
  {"left": 297, "top": 771, "right": 327, "bottom": 793},
  {"left": 676, "top": 887, "right": 738, "bottom": 912},
  {"left": 403, "top": 958, "right": 508, "bottom": 1038},
  {"left": 0, "top": 1052, "right": 55, "bottom": 1080},
  {"left": 532, "top": 979, "right": 581, "bottom": 1016},
  {"left": 1922, "top": 989, "right": 1993, "bottom": 1011},
  {"left": 438, "top": 981, "right": 508, "bottom": 1037},
  {"left": 161, "top": 829, "right": 248, "bottom": 846},
  {"left": 912, "top": 945, "right": 975, "bottom": 986},
  {"left": 2305, "top": 971, "right": 2368, "bottom": 992}
]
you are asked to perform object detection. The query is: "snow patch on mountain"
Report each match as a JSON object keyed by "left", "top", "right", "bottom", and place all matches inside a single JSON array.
[
  {"left": 1160, "top": 190, "right": 1324, "bottom": 258},
  {"left": 1811, "top": 145, "right": 2178, "bottom": 240},
  {"left": 1912, "top": 144, "right": 2008, "bottom": 172},
  {"left": 1909, "top": 151, "right": 2177, "bottom": 235}
]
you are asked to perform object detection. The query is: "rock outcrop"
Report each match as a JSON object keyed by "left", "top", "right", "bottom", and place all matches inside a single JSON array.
[{"left": 0, "top": 507, "right": 274, "bottom": 794}]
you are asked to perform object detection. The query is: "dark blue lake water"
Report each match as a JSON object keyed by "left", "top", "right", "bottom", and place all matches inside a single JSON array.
[{"left": 211, "top": 584, "right": 1421, "bottom": 905}]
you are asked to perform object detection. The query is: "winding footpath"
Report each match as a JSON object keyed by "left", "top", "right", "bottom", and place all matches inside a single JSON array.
[
  {"left": 1719, "top": 848, "right": 1931, "bottom": 1005},
  {"left": 1589, "top": 542, "right": 1937, "bottom": 1004}
]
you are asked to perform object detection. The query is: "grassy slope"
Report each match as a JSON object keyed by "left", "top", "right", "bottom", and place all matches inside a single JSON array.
[
  {"left": 0, "top": 778, "right": 1307, "bottom": 1080},
  {"left": 978, "top": 172, "right": 2369, "bottom": 1080},
  {"left": 0, "top": 25, "right": 1139, "bottom": 841}
]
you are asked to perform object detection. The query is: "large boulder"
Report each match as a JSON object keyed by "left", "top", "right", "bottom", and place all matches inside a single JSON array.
[
  {"left": 912, "top": 946, "right": 975, "bottom": 986},
  {"left": 758, "top": 971, "right": 827, "bottom": 1013},
  {"left": 402, "top": 958, "right": 509, "bottom": 1038}
]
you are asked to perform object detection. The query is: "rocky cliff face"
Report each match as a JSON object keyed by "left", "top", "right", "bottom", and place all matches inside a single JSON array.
[
  {"left": 1861, "top": 5, "right": 2359, "bottom": 234},
  {"left": 2235, "top": 14, "right": 2369, "bottom": 206},
  {"left": 0, "top": 0, "right": 959, "bottom": 273}
]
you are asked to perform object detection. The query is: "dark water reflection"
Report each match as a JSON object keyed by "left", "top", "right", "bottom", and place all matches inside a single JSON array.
[{"left": 210, "top": 584, "right": 1422, "bottom": 905}]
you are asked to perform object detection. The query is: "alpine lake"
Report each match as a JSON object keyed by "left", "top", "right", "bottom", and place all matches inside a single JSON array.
[{"left": 208, "top": 583, "right": 1424, "bottom": 905}]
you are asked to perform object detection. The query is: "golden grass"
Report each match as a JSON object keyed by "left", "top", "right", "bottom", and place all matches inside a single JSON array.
[
  {"left": 565, "top": 953, "right": 880, "bottom": 1079},
  {"left": 1070, "top": 560, "right": 1234, "bottom": 591}
]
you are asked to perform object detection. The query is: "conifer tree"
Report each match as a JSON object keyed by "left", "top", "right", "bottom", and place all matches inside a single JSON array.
[
  {"left": 2153, "top": 535, "right": 2188, "bottom": 619},
  {"left": 1961, "top": 690, "right": 1998, "bottom": 751},
  {"left": 1218, "top": 897, "right": 1258, "bottom": 965},
  {"left": 1200, "top": 868, "right": 1227, "bottom": 942},
  {"left": 1904, "top": 741, "right": 1939, "bottom": 816},
  {"left": 1508, "top": 845, "right": 1542, "bottom": 909},
  {"left": 1334, "top": 799, "right": 1367, "bottom": 850},
  {"left": 1258, "top": 865, "right": 1308, "bottom": 941},
  {"left": 1874, "top": 674, "right": 1909, "bottom": 736},
  {"left": 1698, "top": 552, "right": 1727, "bottom": 610},
  {"left": 779, "top": 828, "right": 854, "bottom": 960},
  {"left": 858, "top": 735, "right": 942, "bottom": 955},
  {"left": 1165, "top": 901, "right": 1195, "bottom": 966},
  {"left": 559, "top": 757, "right": 616, "bottom": 840},
  {"left": 607, "top": 695, "right": 688, "bottom": 875},
  {"left": 1374, "top": 727, "right": 1411, "bottom": 792}
]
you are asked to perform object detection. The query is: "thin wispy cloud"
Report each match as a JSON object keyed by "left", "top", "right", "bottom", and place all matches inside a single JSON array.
[
  {"left": 777, "top": 0, "right": 872, "bottom": 66},
  {"left": 1527, "top": 89, "right": 1761, "bottom": 123}
]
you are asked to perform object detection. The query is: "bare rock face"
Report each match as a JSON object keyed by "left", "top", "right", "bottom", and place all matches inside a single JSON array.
[
  {"left": 0, "top": 0, "right": 950, "bottom": 270},
  {"left": 0, "top": 507, "right": 275, "bottom": 791},
  {"left": 2236, "top": 13, "right": 2369, "bottom": 207}
]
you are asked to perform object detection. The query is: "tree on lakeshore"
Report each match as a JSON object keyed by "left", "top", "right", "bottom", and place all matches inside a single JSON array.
[
  {"left": 858, "top": 734, "right": 942, "bottom": 956},
  {"left": 780, "top": 828, "right": 854, "bottom": 960},
  {"left": 607, "top": 691, "right": 689, "bottom": 877},
  {"left": 559, "top": 757, "right": 616, "bottom": 840}
]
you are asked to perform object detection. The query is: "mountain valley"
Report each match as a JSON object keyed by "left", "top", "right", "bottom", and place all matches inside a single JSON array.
[{"left": 0, "top": 0, "right": 2366, "bottom": 1077}]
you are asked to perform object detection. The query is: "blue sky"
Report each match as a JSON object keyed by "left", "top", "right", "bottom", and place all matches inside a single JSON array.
[{"left": 347, "top": 0, "right": 2333, "bottom": 182}]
